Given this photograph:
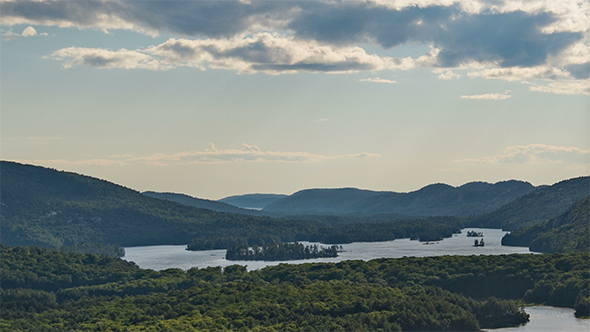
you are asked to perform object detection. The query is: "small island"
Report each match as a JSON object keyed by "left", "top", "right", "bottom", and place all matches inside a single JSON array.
[
  {"left": 226, "top": 242, "right": 342, "bottom": 261},
  {"left": 466, "top": 230, "right": 484, "bottom": 237},
  {"left": 473, "top": 239, "right": 485, "bottom": 247}
]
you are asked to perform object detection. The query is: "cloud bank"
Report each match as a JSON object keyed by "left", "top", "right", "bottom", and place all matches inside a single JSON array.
[{"left": 3, "top": 0, "right": 589, "bottom": 93}]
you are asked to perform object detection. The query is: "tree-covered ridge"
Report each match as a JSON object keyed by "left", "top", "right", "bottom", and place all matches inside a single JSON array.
[
  {"left": 502, "top": 196, "right": 590, "bottom": 253},
  {"left": 262, "top": 180, "right": 537, "bottom": 217},
  {"left": 185, "top": 216, "right": 461, "bottom": 250},
  {"left": 0, "top": 161, "right": 462, "bottom": 250},
  {"left": 2, "top": 245, "right": 589, "bottom": 331},
  {"left": 225, "top": 242, "right": 340, "bottom": 261},
  {"left": 142, "top": 191, "right": 262, "bottom": 215},
  {"left": 470, "top": 176, "right": 589, "bottom": 231}
]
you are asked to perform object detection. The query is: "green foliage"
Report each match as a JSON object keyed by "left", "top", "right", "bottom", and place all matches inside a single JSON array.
[
  {"left": 2, "top": 244, "right": 588, "bottom": 331},
  {"left": 502, "top": 196, "right": 589, "bottom": 253},
  {"left": 226, "top": 242, "right": 340, "bottom": 261}
]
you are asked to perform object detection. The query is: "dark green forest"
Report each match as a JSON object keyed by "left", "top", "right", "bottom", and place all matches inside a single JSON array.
[
  {"left": 4, "top": 245, "right": 588, "bottom": 331},
  {"left": 225, "top": 242, "right": 340, "bottom": 261},
  {"left": 502, "top": 196, "right": 589, "bottom": 253},
  {"left": 469, "top": 177, "right": 589, "bottom": 231}
]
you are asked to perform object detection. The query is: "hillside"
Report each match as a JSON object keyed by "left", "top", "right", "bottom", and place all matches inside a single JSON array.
[
  {"left": 0, "top": 161, "right": 303, "bottom": 248},
  {"left": 219, "top": 193, "right": 287, "bottom": 210},
  {"left": 0, "top": 161, "right": 462, "bottom": 249},
  {"left": 263, "top": 180, "right": 537, "bottom": 217},
  {"left": 502, "top": 196, "right": 589, "bottom": 253},
  {"left": 142, "top": 191, "right": 261, "bottom": 215},
  {"left": 470, "top": 176, "right": 589, "bottom": 231}
]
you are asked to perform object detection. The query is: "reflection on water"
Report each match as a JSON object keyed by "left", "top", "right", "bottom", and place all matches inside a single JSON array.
[
  {"left": 123, "top": 228, "right": 532, "bottom": 271},
  {"left": 488, "top": 306, "right": 590, "bottom": 332}
]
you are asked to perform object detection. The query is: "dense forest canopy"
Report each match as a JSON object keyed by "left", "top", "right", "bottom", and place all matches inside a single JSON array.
[
  {"left": 2, "top": 245, "right": 588, "bottom": 331},
  {"left": 502, "top": 196, "right": 590, "bottom": 253}
]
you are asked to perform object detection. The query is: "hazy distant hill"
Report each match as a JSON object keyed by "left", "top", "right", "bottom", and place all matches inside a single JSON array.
[
  {"left": 502, "top": 195, "right": 589, "bottom": 253},
  {"left": 219, "top": 193, "right": 287, "bottom": 210},
  {"left": 143, "top": 191, "right": 261, "bottom": 215},
  {"left": 263, "top": 180, "right": 537, "bottom": 217},
  {"left": 470, "top": 176, "right": 589, "bottom": 231}
]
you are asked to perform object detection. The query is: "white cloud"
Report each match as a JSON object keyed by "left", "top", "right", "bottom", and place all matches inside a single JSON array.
[
  {"left": 314, "top": 118, "right": 328, "bottom": 122},
  {"left": 21, "top": 26, "right": 37, "bottom": 36},
  {"left": 460, "top": 90, "right": 511, "bottom": 100},
  {"left": 21, "top": 143, "right": 381, "bottom": 167},
  {"left": 50, "top": 47, "right": 161, "bottom": 70},
  {"left": 435, "top": 69, "right": 461, "bottom": 80},
  {"left": 360, "top": 77, "right": 397, "bottom": 83},
  {"left": 50, "top": 34, "right": 417, "bottom": 74},
  {"left": 529, "top": 80, "right": 590, "bottom": 95},
  {"left": 457, "top": 144, "right": 590, "bottom": 164}
]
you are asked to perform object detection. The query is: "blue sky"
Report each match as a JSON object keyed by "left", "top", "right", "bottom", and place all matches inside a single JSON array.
[{"left": 1, "top": 0, "right": 588, "bottom": 199}]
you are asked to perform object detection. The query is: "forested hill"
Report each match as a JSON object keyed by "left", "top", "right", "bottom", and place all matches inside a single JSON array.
[
  {"left": 263, "top": 180, "right": 537, "bottom": 217},
  {"left": 502, "top": 195, "right": 589, "bottom": 253},
  {"left": 0, "top": 161, "right": 297, "bottom": 248},
  {"left": 0, "top": 161, "right": 462, "bottom": 249},
  {"left": 218, "top": 193, "right": 287, "bottom": 210},
  {"left": 142, "top": 191, "right": 262, "bottom": 216},
  {"left": 470, "top": 176, "right": 589, "bottom": 231}
]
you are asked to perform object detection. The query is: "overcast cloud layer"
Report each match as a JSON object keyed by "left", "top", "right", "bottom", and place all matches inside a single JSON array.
[{"left": 2, "top": 0, "right": 589, "bottom": 94}]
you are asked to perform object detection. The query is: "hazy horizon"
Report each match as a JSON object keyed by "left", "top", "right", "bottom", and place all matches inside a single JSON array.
[{"left": 2, "top": 0, "right": 588, "bottom": 200}]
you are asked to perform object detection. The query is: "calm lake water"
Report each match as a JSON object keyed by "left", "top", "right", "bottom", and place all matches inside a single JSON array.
[
  {"left": 123, "top": 228, "right": 532, "bottom": 271},
  {"left": 488, "top": 306, "right": 589, "bottom": 332},
  {"left": 123, "top": 228, "right": 587, "bottom": 331}
]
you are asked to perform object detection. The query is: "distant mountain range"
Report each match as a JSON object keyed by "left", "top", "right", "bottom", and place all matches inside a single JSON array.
[
  {"left": 143, "top": 191, "right": 262, "bottom": 216},
  {"left": 260, "top": 180, "right": 538, "bottom": 217},
  {"left": 219, "top": 194, "right": 287, "bottom": 210}
]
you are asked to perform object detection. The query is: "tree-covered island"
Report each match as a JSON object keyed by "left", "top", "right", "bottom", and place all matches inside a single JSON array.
[{"left": 226, "top": 242, "right": 342, "bottom": 261}]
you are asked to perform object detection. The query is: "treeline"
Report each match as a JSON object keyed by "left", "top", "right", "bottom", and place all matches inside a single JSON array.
[
  {"left": 226, "top": 242, "right": 340, "bottom": 261},
  {"left": 2, "top": 244, "right": 588, "bottom": 331},
  {"left": 186, "top": 217, "right": 461, "bottom": 250}
]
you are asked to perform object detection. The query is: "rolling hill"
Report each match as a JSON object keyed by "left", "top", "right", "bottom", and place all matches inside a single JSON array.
[
  {"left": 218, "top": 193, "right": 287, "bottom": 210},
  {"left": 262, "top": 180, "right": 537, "bottom": 217},
  {"left": 502, "top": 195, "right": 589, "bottom": 253},
  {"left": 0, "top": 161, "right": 305, "bottom": 248},
  {"left": 469, "top": 176, "right": 589, "bottom": 230},
  {"left": 142, "top": 191, "right": 261, "bottom": 215}
]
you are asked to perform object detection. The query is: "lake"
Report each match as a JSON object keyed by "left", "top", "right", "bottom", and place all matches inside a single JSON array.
[
  {"left": 488, "top": 306, "right": 589, "bottom": 332},
  {"left": 123, "top": 228, "right": 532, "bottom": 271},
  {"left": 123, "top": 228, "right": 588, "bottom": 331}
]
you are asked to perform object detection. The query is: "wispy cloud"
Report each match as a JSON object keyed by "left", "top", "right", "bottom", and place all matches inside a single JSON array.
[
  {"left": 360, "top": 77, "right": 397, "bottom": 84},
  {"left": 314, "top": 118, "right": 328, "bottom": 122},
  {"left": 457, "top": 144, "right": 590, "bottom": 164},
  {"left": 435, "top": 69, "right": 461, "bottom": 80},
  {"left": 460, "top": 90, "right": 511, "bottom": 100},
  {"left": 21, "top": 143, "right": 381, "bottom": 167}
]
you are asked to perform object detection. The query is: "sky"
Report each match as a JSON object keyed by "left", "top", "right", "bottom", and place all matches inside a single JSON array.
[{"left": 1, "top": 0, "right": 589, "bottom": 200}]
